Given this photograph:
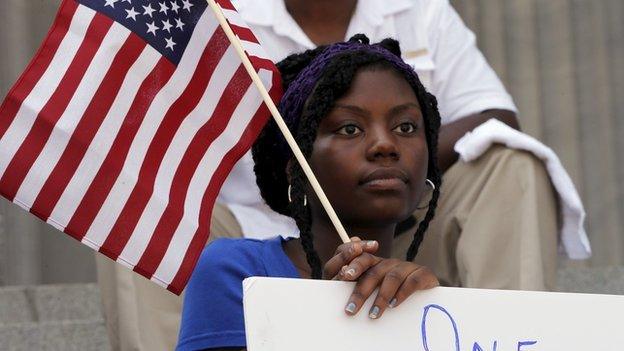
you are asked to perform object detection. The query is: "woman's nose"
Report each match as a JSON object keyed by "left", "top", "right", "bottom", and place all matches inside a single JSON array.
[{"left": 366, "top": 128, "right": 400, "bottom": 161}]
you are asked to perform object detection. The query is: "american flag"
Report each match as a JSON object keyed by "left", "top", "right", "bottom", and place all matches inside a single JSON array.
[{"left": 0, "top": 0, "right": 281, "bottom": 294}]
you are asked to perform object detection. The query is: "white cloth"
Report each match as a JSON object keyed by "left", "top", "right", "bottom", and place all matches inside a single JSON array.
[
  {"left": 454, "top": 119, "right": 592, "bottom": 259},
  {"left": 218, "top": 0, "right": 518, "bottom": 239}
]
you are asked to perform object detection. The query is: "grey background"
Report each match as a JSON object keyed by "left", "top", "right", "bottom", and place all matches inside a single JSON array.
[{"left": 0, "top": 0, "right": 622, "bottom": 287}]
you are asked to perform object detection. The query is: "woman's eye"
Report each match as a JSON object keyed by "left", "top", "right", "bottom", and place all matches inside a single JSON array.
[
  {"left": 336, "top": 124, "right": 362, "bottom": 136},
  {"left": 393, "top": 122, "right": 417, "bottom": 134}
]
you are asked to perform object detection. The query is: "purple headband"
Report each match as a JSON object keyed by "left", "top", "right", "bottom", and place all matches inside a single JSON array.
[{"left": 276, "top": 41, "right": 424, "bottom": 158}]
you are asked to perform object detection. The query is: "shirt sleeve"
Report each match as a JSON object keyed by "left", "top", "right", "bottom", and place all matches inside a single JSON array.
[
  {"left": 177, "top": 239, "right": 264, "bottom": 351},
  {"left": 427, "top": 0, "right": 517, "bottom": 123}
]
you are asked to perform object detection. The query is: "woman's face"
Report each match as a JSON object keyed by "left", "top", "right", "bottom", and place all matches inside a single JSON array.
[{"left": 308, "top": 68, "right": 429, "bottom": 228}]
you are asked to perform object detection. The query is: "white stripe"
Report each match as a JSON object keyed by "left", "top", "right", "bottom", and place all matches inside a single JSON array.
[
  {"left": 82, "top": 12, "right": 219, "bottom": 249},
  {"left": 219, "top": 8, "right": 271, "bottom": 61},
  {"left": 14, "top": 24, "right": 130, "bottom": 210},
  {"left": 48, "top": 46, "right": 161, "bottom": 229},
  {"left": 151, "top": 69, "right": 273, "bottom": 286},
  {"left": 0, "top": 6, "right": 96, "bottom": 179},
  {"left": 220, "top": 8, "right": 248, "bottom": 29},
  {"left": 118, "top": 46, "right": 240, "bottom": 266},
  {"left": 240, "top": 39, "right": 271, "bottom": 61}
]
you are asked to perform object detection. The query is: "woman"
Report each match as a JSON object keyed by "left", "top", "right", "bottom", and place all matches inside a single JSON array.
[{"left": 177, "top": 34, "right": 442, "bottom": 350}]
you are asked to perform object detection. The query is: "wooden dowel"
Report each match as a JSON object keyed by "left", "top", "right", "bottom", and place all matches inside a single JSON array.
[{"left": 205, "top": 0, "right": 350, "bottom": 243}]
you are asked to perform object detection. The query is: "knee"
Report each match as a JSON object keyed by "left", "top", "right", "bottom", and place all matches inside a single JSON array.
[
  {"left": 487, "top": 146, "right": 550, "bottom": 189},
  {"left": 487, "top": 146, "right": 545, "bottom": 172}
]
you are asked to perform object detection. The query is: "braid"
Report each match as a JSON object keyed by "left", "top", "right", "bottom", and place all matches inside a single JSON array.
[
  {"left": 406, "top": 93, "right": 442, "bottom": 261},
  {"left": 252, "top": 35, "right": 444, "bottom": 276},
  {"left": 289, "top": 164, "right": 323, "bottom": 279}
]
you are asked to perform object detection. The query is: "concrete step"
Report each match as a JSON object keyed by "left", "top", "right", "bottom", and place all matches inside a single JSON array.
[
  {"left": 0, "top": 283, "right": 101, "bottom": 324},
  {"left": 0, "top": 319, "right": 110, "bottom": 351},
  {"left": 0, "top": 287, "right": 33, "bottom": 324},
  {"left": 557, "top": 265, "right": 624, "bottom": 295}
]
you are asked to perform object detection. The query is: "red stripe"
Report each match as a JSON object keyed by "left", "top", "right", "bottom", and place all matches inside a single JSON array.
[
  {"left": 98, "top": 29, "right": 231, "bottom": 259},
  {"left": 64, "top": 57, "right": 176, "bottom": 241},
  {"left": 30, "top": 34, "right": 147, "bottom": 221},
  {"left": 216, "top": 0, "right": 237, "bottom": 10},
  {"left": 134, "top": 66, "right": 251, "bottom": 278},
  {"left": 250, "top": 56, "right": 280, "bottom": 74},
  {"left": 0, "top": 14, "right": 113, "bottom": 201},
  {"left": 167, "top": 77, "right": 282, "bottom": 295},
  {"left": 229, "top": 24, "right": 258, "bottom": 44},
  {"left": 0, "top": 0, "right": 78, "bottom": 139}
]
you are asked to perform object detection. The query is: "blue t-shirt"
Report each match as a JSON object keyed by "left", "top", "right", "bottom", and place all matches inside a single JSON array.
[{"left": 177, "top": 236, "right": 300, "bottom": 350}]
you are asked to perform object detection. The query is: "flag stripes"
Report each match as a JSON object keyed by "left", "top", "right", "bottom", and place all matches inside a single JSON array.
[
  {"left": 18, "top": 27, "right": 140, "bottom": 215},
  {"left": 0, "top": 5, "right": 97, "bottom": 184},
  {"left": 0, "top": 14, "right": 114, "bottom": 201},
  {"left": 81, "top": 12, "right": 221, "bottom": 250},
  {"left": 27, "top": 34, "right": 147, "bottom": 220},
  {"left": 0, "top": 0, "right": 281, "bottom": 293},
  {"left": 135, "top": 64, "right": 252, "bottom": 278},
  {"left": 47, "top": 48, "right": 165, "bottom": 230},
  {"left": 62, "top": 56, "right": 175, "bottom": 238},
  {"left": 0, "top": 0, "right": 79, "bottom": 141},
  {"left": 98, "top": 31, "right": 233, "bottom": 261},
  {"left": 155, "top": 70, "right": 272, "bottom": 290},
  {"left": 120, "top": 47, "right": 243, "bottom": 270}
]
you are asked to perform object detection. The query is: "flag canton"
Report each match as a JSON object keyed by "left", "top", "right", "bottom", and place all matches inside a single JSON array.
[{"left": 78, "top": 0, "right": 207, "bottom": 64}]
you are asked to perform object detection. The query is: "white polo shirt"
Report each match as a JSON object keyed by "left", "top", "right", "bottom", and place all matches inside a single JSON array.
[{"left": 217, "top": 0, "right": 518, "bottom": 239}]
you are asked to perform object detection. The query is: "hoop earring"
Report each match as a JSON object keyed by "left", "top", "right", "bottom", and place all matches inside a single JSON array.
[
  {"left": 416, "top": 179, "right": 435, "bottom": 210},
  {"left": 287, "top": 184, "right": 307, "bottom": 206},
  {"left": 425, "top": 178, "right": 435, "bottom": 192}
]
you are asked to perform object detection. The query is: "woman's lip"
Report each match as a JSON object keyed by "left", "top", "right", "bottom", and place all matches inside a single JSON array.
[
  {"left": 361, "top": 167, "right": 409, "bottom": 185},
  {"left": 361, "top": 177, "right": 407, "bottom": 191}
]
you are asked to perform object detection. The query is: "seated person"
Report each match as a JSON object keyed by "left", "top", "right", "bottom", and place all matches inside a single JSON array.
[{"left": 177, "top": 35, "right": 443, "bottom": 350}]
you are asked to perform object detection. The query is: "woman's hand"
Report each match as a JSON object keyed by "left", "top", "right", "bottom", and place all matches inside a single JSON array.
[
  {"left": 322, "top": 237, "right": 380, "bottom": 280},
  {"left": 324, "top": 238, "right": 439, "bottom": 320}
]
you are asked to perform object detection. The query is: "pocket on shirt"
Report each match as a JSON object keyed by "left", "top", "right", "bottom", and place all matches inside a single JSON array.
[{"left": 403, "top": 52, "right": 435, "bottom": 91}]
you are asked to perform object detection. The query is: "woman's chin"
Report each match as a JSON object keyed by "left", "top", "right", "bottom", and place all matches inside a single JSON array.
[{"left": 346, "top": 204, "right": 413, "bottom": 227}]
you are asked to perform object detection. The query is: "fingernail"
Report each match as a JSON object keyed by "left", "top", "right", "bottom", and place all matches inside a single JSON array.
[
  {"left": 367, "top": 240, "right": 377, "bottom": 248},
  {"left": 345, "top": 302, "right": 356, "bottom": 314},
  {"left": 345, "top": 268, "right": 356, "bottom": 277},
  {"left": 389, "top": 298, "right": 398, "bottom": 308},
  {"left": 369, "top": 305, "right": 380, "bottom": 319}
]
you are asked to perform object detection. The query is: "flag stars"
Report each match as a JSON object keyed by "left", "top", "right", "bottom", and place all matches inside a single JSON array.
[
  {"left": 170, "top": 1, "right": 181, "bottom": 13},
  {"left": 165, "top": 37, "right": 176, "bottom": 51},
  {"left": 162, "top": 19, "right": 173, "bottom": 33},
  {"left": 104, "top": 0, "right": 119, "bottom": 8},
  {"left": 146, "top": 21, "right": 159, "bottom": 36},
  {"left": 122, "top": 0, "right": 132, "bottom": 3},
  {"left": 159, "top": 1, "right": 169, "bottom": 15},
  {"left": 125, "top": 7, "right": 140, "bottom": 21},
  {"left": 182, "top": 0, "right": 193, "bottom": 12},
  {"left": 142, "top": 3, "right": 156, "bottom": 17},
  {"left": 175, "top": 18, "right": 185, "bottom": 31}
]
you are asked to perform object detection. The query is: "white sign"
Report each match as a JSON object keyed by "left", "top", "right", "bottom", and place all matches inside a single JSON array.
[{"left": 243, "top": 277, "right": 624, "bottom": 351}]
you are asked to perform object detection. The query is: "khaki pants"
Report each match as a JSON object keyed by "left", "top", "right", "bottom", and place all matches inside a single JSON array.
[{"left": 98, "top": 145, "right": 558, "bottom": 350}]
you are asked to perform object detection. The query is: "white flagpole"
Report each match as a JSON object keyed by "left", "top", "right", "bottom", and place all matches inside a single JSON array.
[{"left": 205, "top": 0, "right": 350, "bottom": 244}]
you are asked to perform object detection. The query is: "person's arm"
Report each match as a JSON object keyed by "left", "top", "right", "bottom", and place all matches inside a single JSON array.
[
  {"left": 422, "top": 1, "right": 520, "bottom": 172},
  {"left": 437, "top": 109, "right": 519, "bottom": 172}
]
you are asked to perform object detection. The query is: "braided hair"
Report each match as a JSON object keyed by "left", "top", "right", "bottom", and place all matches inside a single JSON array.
[{"left": 252, "top": 34, "right": 442, "bottom": 279}]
